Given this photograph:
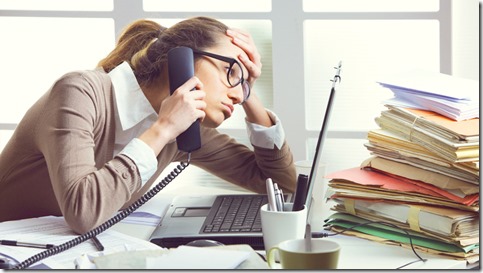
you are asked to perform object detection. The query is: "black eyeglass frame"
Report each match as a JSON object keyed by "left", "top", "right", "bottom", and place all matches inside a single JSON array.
[{"left": 192, "top": 49, "right": 251, "bottom": 104}]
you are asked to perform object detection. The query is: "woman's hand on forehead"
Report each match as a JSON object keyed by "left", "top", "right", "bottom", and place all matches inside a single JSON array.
[{"left": 226, "top": 28, "right": 261, "bottom": 82}]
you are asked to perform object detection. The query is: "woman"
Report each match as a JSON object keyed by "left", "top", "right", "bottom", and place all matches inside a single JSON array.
[{"left": 0, "top": 17, "right": 296, "bottom": 233}]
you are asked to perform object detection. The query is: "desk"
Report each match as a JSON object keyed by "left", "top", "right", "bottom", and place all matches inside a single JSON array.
[{"left": 111, "top": 166, "right": 469, "bottom": 270}]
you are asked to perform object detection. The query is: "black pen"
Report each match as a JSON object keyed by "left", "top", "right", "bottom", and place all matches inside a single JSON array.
[
  {"left": 0, "top": 239, "right": 55, "bottom": 249},
  {"left": 292, "top": 174, "right": 308, "bottom": 211},
  {"left": 91, "top": 236, "right": 104, "bottom": 251}
]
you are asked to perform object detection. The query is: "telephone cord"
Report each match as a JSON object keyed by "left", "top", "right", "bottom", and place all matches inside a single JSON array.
[{"left": 13, "top": 159, "right": 191, "bottom": 270}]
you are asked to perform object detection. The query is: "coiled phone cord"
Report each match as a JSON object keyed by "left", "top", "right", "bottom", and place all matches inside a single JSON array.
[{"left": 13, "top": 158, "right": 191, "bottom": 270}]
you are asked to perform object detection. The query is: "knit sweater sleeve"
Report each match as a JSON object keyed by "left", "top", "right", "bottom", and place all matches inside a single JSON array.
[
  {"left": 187, "top": 128, "right": 297, "bottom": 194},
  {"left": 35, "top": 71, "right": 142, "bottom": 234}
]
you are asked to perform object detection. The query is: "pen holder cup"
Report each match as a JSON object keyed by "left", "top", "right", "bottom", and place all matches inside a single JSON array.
[{"left": 260, "top": 203, "right": 307, "bottom": 258}]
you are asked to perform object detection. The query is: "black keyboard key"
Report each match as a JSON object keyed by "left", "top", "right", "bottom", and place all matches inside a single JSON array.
[{"left": 200, "top": 195, "right": 268, "bottom": 234}]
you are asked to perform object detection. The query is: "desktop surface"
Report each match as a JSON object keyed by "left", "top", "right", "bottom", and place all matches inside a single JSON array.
[{"left": 110, "top": 174, "right": 469, "bottom": 270}]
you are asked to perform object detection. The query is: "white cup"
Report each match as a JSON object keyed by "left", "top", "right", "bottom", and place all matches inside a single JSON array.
[
  {"left": 294, "top": 160, "right": 328, "bottom": 229},
  {"left": 260, "top": 203, "right": 307, "bottom": 259}
]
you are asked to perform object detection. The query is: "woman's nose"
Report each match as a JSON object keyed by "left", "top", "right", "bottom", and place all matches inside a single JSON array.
[{"left": 227, "top": 86, "right": 244, "bottom": 104}]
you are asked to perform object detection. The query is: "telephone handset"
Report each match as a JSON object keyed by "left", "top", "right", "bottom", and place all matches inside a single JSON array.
[
  {"left": 13, "top": 48, "right": 203, "bottom": 270},
  {"left": 167, "top": 46, "right": 201, "bottom": 153}
]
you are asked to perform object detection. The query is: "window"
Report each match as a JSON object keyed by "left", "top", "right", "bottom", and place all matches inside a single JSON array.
[
  {"left": 303, "top": 0, "right": 438, "bottom": 12},
  {"left": 304, "top": 20, "right": 440, "bottom": 131},
  {"left": 0, "top": 0, "right": 112, "bottom": 11},
  {"left": 0, "top": 0, "right": 478, "bottom": 178},
  {"left": 0, "top": 17, "right": 114, "bottom": 123},
  {"left": 143, "top": 0, "right": 270, "bottom": 12}
]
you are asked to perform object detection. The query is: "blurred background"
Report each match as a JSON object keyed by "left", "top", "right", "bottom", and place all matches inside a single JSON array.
[{"left": 0, "top": 0, "right": 478, "bottom": 179}]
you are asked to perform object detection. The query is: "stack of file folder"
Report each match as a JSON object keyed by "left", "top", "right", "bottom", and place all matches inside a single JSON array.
[
  {"left": 324, "top": 73, "right": 479, "bottom": 265},
  {"left": 373, "top": 105, "right": 479, "bottom": 163}
]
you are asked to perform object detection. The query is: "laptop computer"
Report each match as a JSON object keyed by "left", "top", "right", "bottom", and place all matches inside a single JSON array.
[{"left": 149, "top": 62, "right": 342, "bottom": 250}]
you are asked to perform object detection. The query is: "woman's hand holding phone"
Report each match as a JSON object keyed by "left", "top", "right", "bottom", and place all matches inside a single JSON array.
[
  {"left": 159, "top": 77, "right": 205, "bottom": 138},
  {"left": 139, "top": 77, "right": 205, "bottom": 155}
]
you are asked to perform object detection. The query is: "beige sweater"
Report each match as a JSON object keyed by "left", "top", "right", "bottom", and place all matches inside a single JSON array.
[{"left": 0, "top": 69, "right": 296, "bottom": 233}]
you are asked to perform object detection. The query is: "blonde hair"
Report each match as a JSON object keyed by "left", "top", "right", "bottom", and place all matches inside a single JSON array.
[{"left": 98, "top": 17, "right": 228, "bottom": 87}]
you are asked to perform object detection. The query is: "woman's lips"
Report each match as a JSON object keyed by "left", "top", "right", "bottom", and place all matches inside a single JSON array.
[{"left": 222, "top": 103, "right": 234, "bottom": 118}]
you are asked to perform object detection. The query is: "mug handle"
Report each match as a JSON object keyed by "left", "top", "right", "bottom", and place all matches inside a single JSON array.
[{"left": 266, "top": 247, "right": 280, "bottom": 269}]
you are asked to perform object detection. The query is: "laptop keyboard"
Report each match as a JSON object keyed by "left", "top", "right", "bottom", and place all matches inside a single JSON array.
[{"left": 201, "top": 195, "right": 267, "bottom": 233}]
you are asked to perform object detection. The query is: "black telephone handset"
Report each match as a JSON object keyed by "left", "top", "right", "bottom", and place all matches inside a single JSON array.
[{"left": 167, "top": 46, "right": 201, "bottom": 153}]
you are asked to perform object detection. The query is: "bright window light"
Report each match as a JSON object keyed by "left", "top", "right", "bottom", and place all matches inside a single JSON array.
[
  {"left": 0, "top": 130, "right": 14, "bottom": 153},
  {"left": 143, "top": 0, "right": 270, "bottom": 12},
  {"left": 304, "top": 20, "right": 440, "bottom": 131},
  {"left": 0, "top": 17, "right": 115, "bottom": 123},
  {"left": 0, "top": 0, "right": 113, "bottom": 11},
  {"left": 303, "top": 0, "right": 439, "bottom": 12}
]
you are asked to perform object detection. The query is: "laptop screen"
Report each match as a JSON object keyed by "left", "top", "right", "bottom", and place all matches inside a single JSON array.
[{"left": 304, "top": 61, "right": 342, "bottom": 224}]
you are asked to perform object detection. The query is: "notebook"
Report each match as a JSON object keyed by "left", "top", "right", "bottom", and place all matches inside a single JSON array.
[{"left": 149, "top": 62, "right": 342, "bottom": 250}]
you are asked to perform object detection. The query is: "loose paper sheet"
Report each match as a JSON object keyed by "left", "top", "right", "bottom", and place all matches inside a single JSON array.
[{"left": 145, "top": 246, "right": 250, "bottom": 269}]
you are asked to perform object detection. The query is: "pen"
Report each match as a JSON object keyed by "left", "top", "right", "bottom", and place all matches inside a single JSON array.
[
  {"left": 266, "top": 178, "right": 278, "bottom": 211},
  {"left": 273, "top": 183, "right": 284, "bottom": 211},
  {"left": 91, "top": 236, "right": 104, "bottom": 251},
  {"left": 279, "top": 188, "right": 285, "bottom": 203},
  {"left": 279, "top": 189, "right": 287, "bottom": 211},
  {"left": 0, "top": 240, "right": 55, "bottom": 249},
  {"left": 292, "top": 174, "right": 308, "bottom": 211}
]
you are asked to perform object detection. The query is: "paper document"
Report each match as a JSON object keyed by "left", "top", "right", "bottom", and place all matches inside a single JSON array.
[
  {"left": 120, "top": 195, "right": 169, "bottom": 226},
  {"left": 385, "top": 105, "right": 479, "bottom": 141},
  {"left": 365, "top": 129, "right": 479, "bottom": 183},
  {"left": 89, "top": 244, "right": 265, "bottom": 269},
  {"left": 330, "top": 198, "right": 479, "bottom": 241},
  {"left": 326, "top": 167, "right": 479, "bottom": 211},
  {"left": 121, "top": 211, "right": 162, "bottom": 226},
  {"left": 0, "top": 216, "right": 161, "bottom": 269},
  {"left": 146, "top": 246, "right": 250, "bottom": 269},
  {"left": 361, "top": 156, "right": 479, "bottom": 197},
  {"left": 377, "top": 70, "right": 478, "bottom": 101},
  {"left": 375, "top": 109, "right": 479, "bottom": 162},
  {"left": 326, "top": 213, "right": 479, "bottom": 263},
  {"left": 377, "top": 70, "right": 479, "bottom": 121}
]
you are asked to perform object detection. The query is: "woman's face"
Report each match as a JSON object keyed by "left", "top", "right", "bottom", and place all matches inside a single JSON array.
[{"left": 194, "top": 36, "right": 249, "bottom": 128}]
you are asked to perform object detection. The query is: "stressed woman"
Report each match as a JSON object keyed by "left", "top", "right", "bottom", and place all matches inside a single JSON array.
[{"left": 0, "top": 17, "right": 296, "bottom": 233}]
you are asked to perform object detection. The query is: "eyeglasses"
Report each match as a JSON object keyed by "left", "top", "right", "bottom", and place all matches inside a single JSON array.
[{"left": 192, "top": 49, "right": 251, "bottom": 104}]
